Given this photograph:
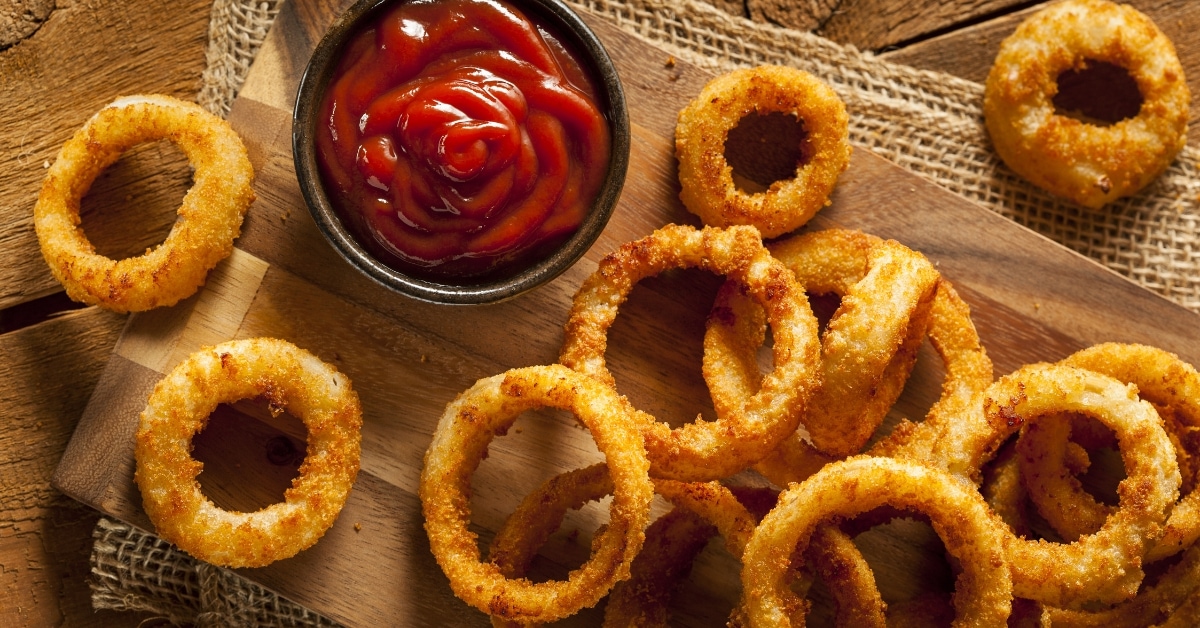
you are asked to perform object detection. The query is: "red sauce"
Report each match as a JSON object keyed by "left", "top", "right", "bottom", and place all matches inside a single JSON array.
[{"left": 316, "top": 0, "right": 611, "bottom": 282}]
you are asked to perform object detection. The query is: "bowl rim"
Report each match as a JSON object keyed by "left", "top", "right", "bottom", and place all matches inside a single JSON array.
[{"left": 292, "top": 0, "right": 630, "bottom": 305}]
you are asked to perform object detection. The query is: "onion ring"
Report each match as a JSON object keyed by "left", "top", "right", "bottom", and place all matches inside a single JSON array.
[
  {"left": 134, "top": 338, "right": 362, "bottom": 568},
  {"left": 1021, "top": 343, "right": 1200, "bottom": 562},
  {"left": 603, "top": 505, "right": 718, "bottom": 627},
  {"left": 867, "top": 277, "right": 995, "bottom": 480},
  {"left": 560, "top": 224, "right": 821, "bottom": 481},
  {"left": 1044, "top": 543, "right": 1200, "bottom": 627},
  {"left": 893, "top": 363, "right": 1179, "bottom": 607},
  {"left": 705, "top": 229, "right": 938, "bottom": 463},
  {"left": 34, "top": 94, "right": 255, "bottom": 312},
  {"left": 740, "top": 456, "right": 1013, "bottom": 627},
  {"left": 675, "top": 65, "right": 851, "bottom": 238},
  {"left": 420, "top": 365, "right": 653, "bottom": 623},
  {"left": 980, "top": 437, "right": 1032, "bottom": 538},
  {"left": 485, "top": 466, "right": 739, "bottom": 628},
  {"left": 637, "top": 482, "right": 886, "bottom": 627},
  {"left": 983, "top": 0, "right": 1190, "bottom": 208}
]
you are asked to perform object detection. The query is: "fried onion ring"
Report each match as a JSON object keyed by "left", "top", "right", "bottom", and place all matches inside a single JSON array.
[
  {"left": 603, "top": 505, "right": 718, "bottom": 627},
  {"left": 34, "top": 94, "right": 255, "bottom": 312},
  {"left": 134, "top": 338, "right": 361, "bottom": 568},
  {"left": 1021, "top": 343, "right": 1200, "bottom": 562},
  {"left": 740, "top": 456, "right": 1013, "bottom": 627},
  {"left": 983, "top": 0, "right": 1190, "bottom": 208},
  {"left": 1044, "top": 543, "right": 1200, "bottom": 627},
  {"left": 675, "top": 65, "right": 851, "bottom": 238},
  {"left": 896, "top": 363, "right": 1179, "bottom": 607},
  {"left": 866, "top": 278, "right": 997, "bottom": 482},
  {"left": 635, "top": 482, "right": 887, "bottom": 628},
  {"left": 705, "top": 229, "right": 938, "bottom": 463},
  {"left": 420, "top": 365, "right": 653, "bottom": 623},
  {"left": 560, "top": 224, "right": 821, "bottom": 481}
]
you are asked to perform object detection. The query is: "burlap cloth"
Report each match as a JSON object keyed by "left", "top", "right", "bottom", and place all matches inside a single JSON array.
[{"left": 88, "top": 0, "right": 1200, "bottom": 625}]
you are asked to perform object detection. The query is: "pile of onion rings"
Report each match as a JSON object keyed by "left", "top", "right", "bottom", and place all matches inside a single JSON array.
[
  {"left": 420, "top": 220, "right": 1199, "bottom": 623},
  {"left": 34, "top": 94, "right": 255, "bottom": 312},
  {"left": 134, "top": 338, "right": 362, "bottom": 568},
  {"left": 419, "top": 61, "right": 1200, "bottom": 625}
]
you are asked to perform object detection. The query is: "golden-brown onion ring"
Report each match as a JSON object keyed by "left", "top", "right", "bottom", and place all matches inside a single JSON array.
[
  {"left": 560, "top": 224, "right": 821, "bottom": 481},
  {"left": 603, "top": 506, "right": 718, "bottom": 628},
  {"left": 1044, "top": 543, "right": 1200, "bottom": 627},
  {"left": 705, "top": 229, "right": 938, "bottom": 462},
  {"left": 741, "top": 456, "right": 1013, "bottom": 627},
  {"left": 675, "top": 65, "right": 851, "bottom": 238},
  {"left": 34, "top": 94, "right": 255, "bottom": 312},
  {"left": 420, "top": 365, "right": 653, "bottom": 624},
  {"left": 983, "top": 0, "right": 1190, "bottom": 208},
  {"left": 980, "top": 436, "right": 1032, "bottom": 538},
  {"left": 1022, "top": 343, "right": 1200, "bottom": 562},
  {"left": 892, "top": 363, "right": 1179, "bottom": 607},
  {"left": 868, "top": 277, "right": 994, "bottom": 473},
  {"left": 134, "top": 338, "right": 361, "bottom": 568},
  {"left": 649, "top": 482, "right": 887, "bottom": 628}
]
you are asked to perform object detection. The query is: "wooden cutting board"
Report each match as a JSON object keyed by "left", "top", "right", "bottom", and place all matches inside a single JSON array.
[{"left": 53, "top": 0, "right": 1200, "bottom": 625}]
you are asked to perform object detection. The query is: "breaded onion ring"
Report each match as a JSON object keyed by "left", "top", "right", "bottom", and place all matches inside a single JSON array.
[
  {"left": 485, "top": 466, "right": 738, "bottom": 628},
  {"left": 891, "top": 364, "right": 1179, "bottom": 607},
  {"left": 1044, "top": 543, "right": 1200, "bottom": 627},
  {"left": 868, "top": 277, "right": 995, "bottom": 477},
  {"left": 1021, "top": 343, "right": 1200, "bottom": 562},
  {"left": 560, "top": 224, "right": 821, "bottom": 481},
  {"left": 420, "top": 365, "right": 653, "bottom": 623},
  {"left": 675, "top": 65, "right": 851, "bottom": 238},
  {"left": 741, "top": 456, "right": 1013, "bottom": 627},
  {"left": 34, "top": 95, "right": 255, "bottom": 312},
  {"left": 603, "top": 506, "right": 718, "bottom": 628},
  {"left": 705, "top": 229, "right": 938, "bottom": 463},
  {"left": 134, "top": 338, "right": 362, "bottom": 568},
  {"left": 633, "top": 482, "right": 886, "bottom": 628},
  {"left": 983, "top": 0, "right": 1190, "bottom": 208},
  {"left": 980, "top": 437, "right": 1033, "bottom": 538}
]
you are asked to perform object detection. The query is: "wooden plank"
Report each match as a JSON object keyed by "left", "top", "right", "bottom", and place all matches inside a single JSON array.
[
  {"left": 745, "top": 0, "right": 1030, "bottom": 51},
  {"left": 0, "top": 0, "right": 213, "bottom": 310},
  {"left": 0, "top": 306, "right": 154, "bottom": 627},
  {"left": 52, "top": 1, "right": 1200, "bottom": 626},
  {"left": 880, "top": 0, "right": 1200, "bottom": 143}
]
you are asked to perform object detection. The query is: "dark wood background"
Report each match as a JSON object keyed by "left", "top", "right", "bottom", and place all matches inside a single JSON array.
[{"left": 2, "top": 0, "right": 1199, "bottom": 624}]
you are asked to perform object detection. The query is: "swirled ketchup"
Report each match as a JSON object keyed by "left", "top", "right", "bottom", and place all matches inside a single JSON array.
[{"left": 315, "top": 0, "right": 611, "bottom": 282}]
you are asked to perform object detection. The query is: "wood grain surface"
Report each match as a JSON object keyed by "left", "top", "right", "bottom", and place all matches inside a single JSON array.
[
  {"left": 0, "top": 0, "right": 212, "bottom": 625},
  {"left": 0, "top": 0, "right": 212, "bottom": 311},
  {"left": 48, "top": 0, "right": 1200, "bottom": 625}
]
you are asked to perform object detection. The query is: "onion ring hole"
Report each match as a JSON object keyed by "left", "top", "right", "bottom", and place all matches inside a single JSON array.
[
  {"left": 78, "top": 139, "right": 190, "bottom": 261},
  {"left": 604, "top": 268, "right": 726, "bottom": 430},
  {"left": 1053, "top": 60, "right": 1144, "bottom": 126},
  {"left": 192, "top": 400, "right": 307, "bottom": 514},
  {"left": 724, "top": 112, "right": 812, "bottom": 194}
]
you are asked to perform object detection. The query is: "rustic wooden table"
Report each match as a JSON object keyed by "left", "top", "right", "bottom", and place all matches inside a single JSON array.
[{"left": 1, "top": 0, "right": 1197, "bottom": 625}]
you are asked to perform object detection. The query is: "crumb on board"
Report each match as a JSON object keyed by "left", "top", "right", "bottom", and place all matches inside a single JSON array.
[
  {"left": 355, "top": 522, "right": 362, "bottom": 532},
  {"left": 665, "top": 55, "right": 676, "bottom": 68}
]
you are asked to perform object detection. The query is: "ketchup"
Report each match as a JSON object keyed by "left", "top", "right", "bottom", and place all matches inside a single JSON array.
[{"left": 315, "top": 0, "right": 611, "bottom": 282}]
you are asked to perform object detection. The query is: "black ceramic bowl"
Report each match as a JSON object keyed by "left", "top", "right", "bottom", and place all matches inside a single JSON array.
[{"left": 293, "top": 0, "right": 629, "bottom": 305}]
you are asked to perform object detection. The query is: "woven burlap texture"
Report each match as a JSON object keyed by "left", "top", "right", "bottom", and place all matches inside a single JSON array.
[{"left": 90, "top": 0, "right": 1200, "bottom": 625}]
